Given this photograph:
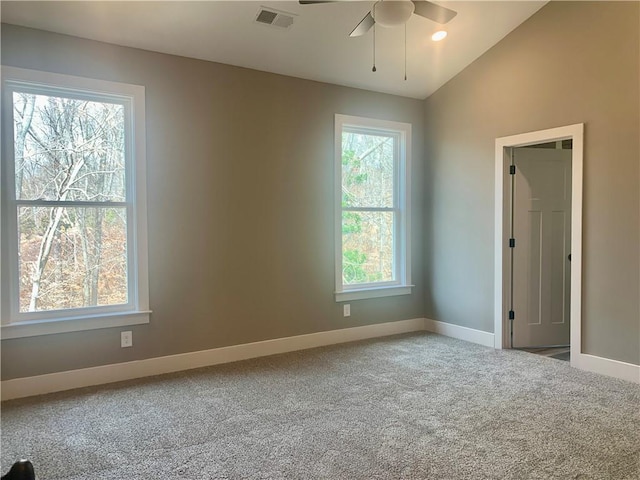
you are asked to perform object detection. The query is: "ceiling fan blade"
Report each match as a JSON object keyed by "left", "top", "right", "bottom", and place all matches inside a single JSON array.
[
  {"left": 298, "top": 1, "right": 337, "bottom": 4},
  {"left": 349, "top": 12, "right": 375, "bottom": 37},
  {"left": 412, "top": 1, "right": 457, "bottom": 24}
]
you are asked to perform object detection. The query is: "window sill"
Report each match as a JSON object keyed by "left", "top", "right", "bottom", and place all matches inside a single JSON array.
[
  {"left": 335, "top": 285, "right": 414, "bottom": 302},
  {"left": 1, "top": 310, "right": 151, "bottom": 340}
]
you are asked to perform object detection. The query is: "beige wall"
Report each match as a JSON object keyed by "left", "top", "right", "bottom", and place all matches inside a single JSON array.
[
  {"left": 0, "top": 25, "right": 426, "bottom": 380},
  {"left": 424, "top": 2, "right": 639, "bottom": 364},
  {"left": 2, "top": 1, "right": 639, "bottom": 381}
]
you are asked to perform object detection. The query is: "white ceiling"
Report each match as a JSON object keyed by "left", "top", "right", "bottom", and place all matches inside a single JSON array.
[{"left": 0, "top": 1, "right": 547, "bottom": 99}]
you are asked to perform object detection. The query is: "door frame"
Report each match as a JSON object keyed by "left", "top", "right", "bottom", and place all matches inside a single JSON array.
[{"left": 494, "top": 124, "right": 584, "bottom": 366}]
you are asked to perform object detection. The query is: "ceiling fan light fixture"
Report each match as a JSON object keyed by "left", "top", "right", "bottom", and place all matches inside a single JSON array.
[
  {"left": 431, "top": 30, "right": 447, "bottom": 41},
  {"left": 372, "top": 1, "right": 415, "bottom": 28}
]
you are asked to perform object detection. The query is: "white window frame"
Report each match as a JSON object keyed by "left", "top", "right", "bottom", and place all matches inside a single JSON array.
[
  {"left": 334, "top": 114, "right": 412, "bottom": 302},
  {"left": 0, "top": 67, "right": 150, "bottom": 339}
]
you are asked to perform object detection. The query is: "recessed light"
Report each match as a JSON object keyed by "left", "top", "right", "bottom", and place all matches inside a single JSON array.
[{"left": 432, "top": 30, "right": 448, "bottom": 42}]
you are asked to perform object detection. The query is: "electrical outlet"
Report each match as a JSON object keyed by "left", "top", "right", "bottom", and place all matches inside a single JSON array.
[
  {"left": 121, "top": 331, "right": 133, "bottom": 348},
  {"left": 343, "top": 304, "right": 351, "bottom": 317}
]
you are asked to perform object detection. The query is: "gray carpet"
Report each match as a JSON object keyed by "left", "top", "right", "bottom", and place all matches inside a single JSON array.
[{"left": 1, "top": 332, "right": 639, "bottom": 479}]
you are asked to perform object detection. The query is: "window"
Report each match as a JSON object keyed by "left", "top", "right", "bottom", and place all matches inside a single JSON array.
[
  {"left": 1, "top": 67, "right": 149, "bottom": 338},
  {"left": 335, "top": 114, "right": 412, "bottom": 302}
]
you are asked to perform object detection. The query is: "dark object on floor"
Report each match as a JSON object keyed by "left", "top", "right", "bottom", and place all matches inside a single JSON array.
[
  {"left": 551, "top": 351, "right": 571, "bottom": 361},
  {"left": 1, "top": 460, "right": 35, "bottom": 480}
]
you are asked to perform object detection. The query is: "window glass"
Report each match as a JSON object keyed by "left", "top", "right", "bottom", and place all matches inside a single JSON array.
[
  {"left": 12, "top": 91, "right": 129, "bottom": 313},
  {"left": 342, "top": 210, "right": 394, "bottom": 284},
  {"left": 17, "top": 206, "right": 128, "bottom": 312},
  {"left": 13, "top": 92, "right": 126, "bottom": 202},
  {"left": 341, "top": 130, "right": 394, "bottom": 208}
]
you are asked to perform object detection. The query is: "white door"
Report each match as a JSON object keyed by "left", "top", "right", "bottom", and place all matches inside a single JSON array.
[{"left": 512, "top": 147, "right": 572, "bottom": 347}]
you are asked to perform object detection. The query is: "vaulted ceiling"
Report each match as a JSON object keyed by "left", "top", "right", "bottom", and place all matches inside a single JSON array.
[{"left": 1, "top": 1, "right": 547, "bottom": 99}]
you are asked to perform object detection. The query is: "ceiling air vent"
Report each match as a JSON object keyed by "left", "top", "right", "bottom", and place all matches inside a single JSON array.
[{"left": 255, "top": 7, "right": 295, "bottom": 29}]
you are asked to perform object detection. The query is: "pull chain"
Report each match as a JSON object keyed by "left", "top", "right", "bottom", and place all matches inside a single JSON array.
[
  {"left": 404, "top": 24, "right": 407, "bottom": 80},
  {"left": 372, "top": 22, "right": 377, "bottom": 72}
]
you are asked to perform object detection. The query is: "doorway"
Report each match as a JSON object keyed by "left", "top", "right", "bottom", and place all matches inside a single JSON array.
[{"left": 494, "top": 124, "right": 584, "bottom": 367}]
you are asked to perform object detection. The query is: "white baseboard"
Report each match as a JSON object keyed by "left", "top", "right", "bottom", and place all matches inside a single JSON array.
[
  {"left": 573, "top": 352, "right": 640, "bottom": 384},
  {"left": 424, "top": 318, "right": 495, "bottom": 348},
  {"left": 1, "top": 318, "right": 425, "bottom": 401},
  {"left": 3, "top": 316, "right": 637, "bottom": 400}
]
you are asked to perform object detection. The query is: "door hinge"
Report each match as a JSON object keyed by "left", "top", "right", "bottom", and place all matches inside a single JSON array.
[
  {"left": 509, "top": 238, "right": 516, "bottom": 248},
  {"left": 509, "top": 165, "right": 516, "bottom": 175},
  {"left": 508, "top": 310, "right": 515, "bottom": 320}
]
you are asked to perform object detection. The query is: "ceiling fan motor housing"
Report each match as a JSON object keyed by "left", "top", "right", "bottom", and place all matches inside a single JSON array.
[{"left": 372, "top": 1, "right": 415, "bottom": 28}]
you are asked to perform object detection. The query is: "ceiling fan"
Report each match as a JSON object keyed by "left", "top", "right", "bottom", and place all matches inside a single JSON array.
[{"left": 299, "top": 0, "right": 457, "bottom": 37}]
